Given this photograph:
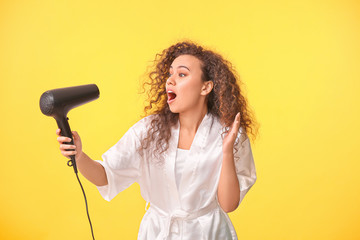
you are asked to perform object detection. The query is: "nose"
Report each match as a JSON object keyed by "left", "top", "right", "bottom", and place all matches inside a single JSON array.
[{"left": 166, "top": 74, "right": 175, "bottom": 86}]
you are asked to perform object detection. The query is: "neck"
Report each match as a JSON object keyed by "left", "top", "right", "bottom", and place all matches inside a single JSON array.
[{"left": 178, "top": 106, "right": 208, "bottom": 134}]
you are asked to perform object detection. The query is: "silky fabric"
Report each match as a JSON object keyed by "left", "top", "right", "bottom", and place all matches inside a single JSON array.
[
  {"left": 96, "top": 113, "right": 257, "bottom": 240},
  {"left": 175, "top": 148, "right": 189, "bottom": 190}
]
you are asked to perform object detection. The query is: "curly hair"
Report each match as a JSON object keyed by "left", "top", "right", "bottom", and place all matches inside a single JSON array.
[{"left": 139, "top": 41, "right": 258, "bottom": 162}]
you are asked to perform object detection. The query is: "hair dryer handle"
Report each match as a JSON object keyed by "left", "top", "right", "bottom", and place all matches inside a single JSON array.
[{"left": 56, "top": 116, "right": 78, "bottom": 173}]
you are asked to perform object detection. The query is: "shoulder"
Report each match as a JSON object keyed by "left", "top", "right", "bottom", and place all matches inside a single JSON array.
[{"left": 132, "top": 114, "right": 157, "bottom": 129}]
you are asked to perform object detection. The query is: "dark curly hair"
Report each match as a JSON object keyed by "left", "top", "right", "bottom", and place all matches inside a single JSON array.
[{"left": 139, "top": 41, "right": 258, "bottom": 162}]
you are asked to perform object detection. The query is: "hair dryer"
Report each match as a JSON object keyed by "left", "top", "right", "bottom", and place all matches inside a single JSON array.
[{"left": 40, "top": 84, "right": 100, "bottom": 173}]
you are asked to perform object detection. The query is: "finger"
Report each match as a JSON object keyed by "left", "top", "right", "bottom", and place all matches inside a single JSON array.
[
  {"left": 72, "top": 131, "right": 79, "bottom": 139},
  {"left": 56, "top": 129, "right": 61, "bottom": 136},
  {"left": 61, "top": 150, "right": 77, "bottom": 157},
  {"left": 57, "top": 136, "right": 72, "bottom": 143},
  {"left": 235, "top": 112, "right": 241, "bottom": 126},
  {"left": 231, "top": 113, "right": 241, "bottom": 134},
  {"left": 60, "top": 144, "right": 76, "bottom": 150}
]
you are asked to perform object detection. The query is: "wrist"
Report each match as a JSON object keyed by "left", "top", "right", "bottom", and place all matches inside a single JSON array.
[
  {"left": 222, "top": 149, "right": 234, "bottom": 161},
  {"left": 222, "top": 145, "right": 234, "bottom": 155},
  {"left": 75, "top": 151, "right": 85, "bottom": 162}
]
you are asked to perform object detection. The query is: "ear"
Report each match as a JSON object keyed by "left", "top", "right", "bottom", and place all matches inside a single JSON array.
[{"left": 201, "top": 80, "right": 214, "bottom": 96}]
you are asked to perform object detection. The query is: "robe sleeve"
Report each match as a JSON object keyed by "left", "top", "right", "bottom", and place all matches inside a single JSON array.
[
  {"left": 234, "top": 130, "right": 257, "bottom": 205},
  {"left": 96, "top": 125, "right": 143, "bottom": 201}
]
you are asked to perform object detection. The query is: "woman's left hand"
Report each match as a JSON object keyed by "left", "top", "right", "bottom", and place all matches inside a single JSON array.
[
  {"left": 218, "top": 112, "right": 241, "bottom": 212},
  {"left": 222, "top": 112, "right": 241, "bottom": 153}
]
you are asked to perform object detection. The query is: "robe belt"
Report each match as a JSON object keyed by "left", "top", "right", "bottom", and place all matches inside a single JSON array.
[{"left": 149, "top": 201, "right": 219, "bottom": 240}]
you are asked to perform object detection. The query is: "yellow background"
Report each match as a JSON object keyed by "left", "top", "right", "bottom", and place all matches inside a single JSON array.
[{"left": 1, "top": 0, "right": 359, "bottom": 239}]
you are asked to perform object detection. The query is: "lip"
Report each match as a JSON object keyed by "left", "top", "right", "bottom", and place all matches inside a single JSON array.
[{"left": 166, "top": 88, "right": 177, "bottom": 104}]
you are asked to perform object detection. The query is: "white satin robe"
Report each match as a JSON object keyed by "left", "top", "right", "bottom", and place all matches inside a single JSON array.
[{"left": 96, "top": 113, "right": 256, "bottom": 240}]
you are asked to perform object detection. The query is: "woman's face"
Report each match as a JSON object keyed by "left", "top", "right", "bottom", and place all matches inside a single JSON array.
[{"left": 166, "top": 54, "right": 212, "bottom": 114}]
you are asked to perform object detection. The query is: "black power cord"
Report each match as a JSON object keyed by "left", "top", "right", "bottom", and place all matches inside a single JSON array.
[{"left": 74, "top": 171, "right": 95, "bottom": 240}]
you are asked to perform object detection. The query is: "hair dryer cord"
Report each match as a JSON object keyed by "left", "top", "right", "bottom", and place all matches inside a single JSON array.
[{"left": 75, "top": 171, "right": 95, "bottom": 240}]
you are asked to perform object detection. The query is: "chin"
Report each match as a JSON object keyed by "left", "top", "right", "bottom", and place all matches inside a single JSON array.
[
  {"left": 168, "top": 103, "right": 184, "bottom": 114},
  {"left": 168, "top": 106, "right": 179, "bottom": 113}
]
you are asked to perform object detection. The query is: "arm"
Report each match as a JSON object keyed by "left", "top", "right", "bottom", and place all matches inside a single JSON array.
[
  {"left": 76, "top": 151, "right": 108, "bottom": 186},
  {"left": 57, "top": 129, "right": 108, "bottom": 186},
  {"left": 217, "top": 113, "right": 241, "bottom": 213}
]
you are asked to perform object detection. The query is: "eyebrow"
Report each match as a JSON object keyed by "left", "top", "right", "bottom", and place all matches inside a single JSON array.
[{"left": 170, "top": 65, "right": 190, "bottom": 71}]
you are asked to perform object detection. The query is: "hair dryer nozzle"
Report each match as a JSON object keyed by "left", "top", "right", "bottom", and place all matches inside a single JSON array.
[{"left": 40, "top": 84, "right": 99, "bottom": 118}]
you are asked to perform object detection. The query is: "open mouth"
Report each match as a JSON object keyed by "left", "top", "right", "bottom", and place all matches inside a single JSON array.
[{"left": 167, "top": 90, "right": 177, "bottom": 102}]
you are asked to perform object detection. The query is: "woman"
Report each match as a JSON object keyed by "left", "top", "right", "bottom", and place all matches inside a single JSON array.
[{"left": 57, "top": 41, "right": 258, "bottom": 239}]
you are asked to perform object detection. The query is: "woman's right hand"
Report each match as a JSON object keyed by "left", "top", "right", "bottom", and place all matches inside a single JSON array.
[{"left": 56, "top": 129, "right": 83, "bottom": 160}]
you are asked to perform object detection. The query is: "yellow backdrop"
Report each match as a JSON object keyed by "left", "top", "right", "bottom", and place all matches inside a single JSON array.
[{"left": 1, "top": 0, "right": 359, "bottom": 239}]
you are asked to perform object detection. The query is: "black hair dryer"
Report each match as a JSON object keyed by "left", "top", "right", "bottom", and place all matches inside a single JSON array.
[{"left": 40, "top": 84, "right": 100, "bottom": 173}]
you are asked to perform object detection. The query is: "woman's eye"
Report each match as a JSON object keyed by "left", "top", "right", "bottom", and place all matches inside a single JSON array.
[{"left": 168, "top": 72, "right": 186, "bottom": 77}]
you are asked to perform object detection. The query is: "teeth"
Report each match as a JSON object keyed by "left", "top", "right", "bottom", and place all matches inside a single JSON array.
[{"left": 168, "top": 90, "right": 174, "bottom": 93}]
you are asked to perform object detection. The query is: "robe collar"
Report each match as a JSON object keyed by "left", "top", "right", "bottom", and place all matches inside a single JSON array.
[{"left": 165, "top": 112, "right": 214, "bottom": 208}]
